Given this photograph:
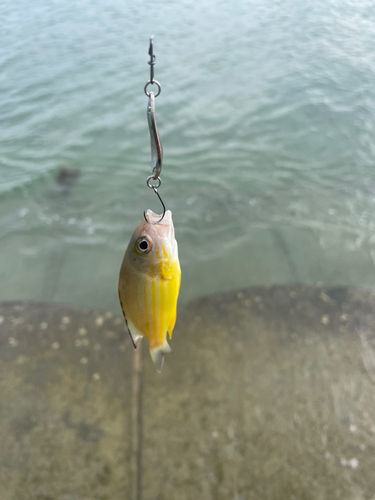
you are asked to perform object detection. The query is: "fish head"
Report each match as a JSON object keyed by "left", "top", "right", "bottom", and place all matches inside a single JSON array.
[{"left": 125, "top": 210, "right": 179, "bottom": 279}]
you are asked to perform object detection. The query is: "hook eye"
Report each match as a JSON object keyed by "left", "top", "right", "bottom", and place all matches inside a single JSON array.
[{"left": 136, "top": 235, "right": 153, "bottom": 255}]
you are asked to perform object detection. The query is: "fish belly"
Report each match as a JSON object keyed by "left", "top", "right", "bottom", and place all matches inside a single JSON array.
[{"left": 119, "top": 262, "right": 180, "bottom": 350}]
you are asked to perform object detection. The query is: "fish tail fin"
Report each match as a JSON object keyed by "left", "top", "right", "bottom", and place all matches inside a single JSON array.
[{"left": 150, "top": 341, "right": 172, "bottom": 372}]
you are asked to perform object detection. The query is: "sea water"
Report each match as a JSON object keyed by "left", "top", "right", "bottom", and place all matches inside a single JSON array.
[{"left": 1, "top": 0, "right": 375, "bottom": 311}]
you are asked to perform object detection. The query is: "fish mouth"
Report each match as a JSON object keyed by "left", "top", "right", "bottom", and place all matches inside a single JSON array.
[
  {"left": 144, "top": 209, "right": 172, "bottom": 224},
  {"left": 144, "top": 209, "right": 175, "bottom": 245}
]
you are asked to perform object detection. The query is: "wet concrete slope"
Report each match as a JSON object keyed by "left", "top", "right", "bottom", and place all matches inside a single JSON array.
[{"left": 1, "top": 285, "right": 375, "bottom": 499}]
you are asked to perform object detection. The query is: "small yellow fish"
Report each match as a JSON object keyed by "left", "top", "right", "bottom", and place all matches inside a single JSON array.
[{"left": 118, "top": 209, "right": 181, "bottom": 371}]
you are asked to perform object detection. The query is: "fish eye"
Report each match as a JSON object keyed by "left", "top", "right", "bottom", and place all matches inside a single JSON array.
[{"left": 136, "top": 236, "right": 153, "bottom": 255}]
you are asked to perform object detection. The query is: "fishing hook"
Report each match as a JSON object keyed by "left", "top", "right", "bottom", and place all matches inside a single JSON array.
[
  {"left": 143, "top": 37, "right": 165, "bottom": 225},
  {"left": 143, "top": 176, "right": 166, "bottom": 224}
]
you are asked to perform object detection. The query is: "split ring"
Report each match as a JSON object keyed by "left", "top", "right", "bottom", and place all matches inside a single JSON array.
[
  {"left": 144, "top": 80, "right": 161, "bottom": 97},
  {"left": 146, "top": 175, "right": 161, "bottom": 189}
]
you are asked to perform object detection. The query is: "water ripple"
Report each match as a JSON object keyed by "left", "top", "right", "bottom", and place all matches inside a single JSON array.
[{"left": 1, "top": 0, "right": 375, "bottom": 305}]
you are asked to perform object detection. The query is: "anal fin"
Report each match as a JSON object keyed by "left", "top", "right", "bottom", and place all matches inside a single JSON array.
[{"left": 118, "top": 291, "right": 144, "bottom": 350}]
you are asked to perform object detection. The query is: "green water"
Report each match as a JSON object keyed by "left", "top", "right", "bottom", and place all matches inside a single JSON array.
[{"left": 1, "top": 0, "right": 375, "bottom": 312}]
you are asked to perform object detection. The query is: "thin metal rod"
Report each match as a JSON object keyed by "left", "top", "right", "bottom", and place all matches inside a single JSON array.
[{"left": 131, "top": 343, "right": 143, "bottom": 500}]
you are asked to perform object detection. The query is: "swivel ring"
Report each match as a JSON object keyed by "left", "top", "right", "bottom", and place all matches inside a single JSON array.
[
  {"left": 144, "top": 80, "right": 161, "bottom": 97},
  {"left": 146, "top": 175, "right": 161, "bottom": 189}
]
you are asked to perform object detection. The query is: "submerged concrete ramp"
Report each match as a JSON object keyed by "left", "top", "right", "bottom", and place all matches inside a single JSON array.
[{"left": 0, "top": 285, "right": 375, "bottom": 499}]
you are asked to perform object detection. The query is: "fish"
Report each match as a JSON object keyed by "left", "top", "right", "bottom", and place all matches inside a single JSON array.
[{"left": 118, "top": 209, "right": 181, "bottom": 371}]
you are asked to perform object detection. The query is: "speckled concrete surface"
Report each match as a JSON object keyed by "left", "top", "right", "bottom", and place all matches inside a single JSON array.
[
  {"left": 0, "top": 302, "right": 133, "bottom": 500},
  {"left": 1, "top": 286, "right": 375, "bottom": 499},
  {"left": 142, "top": 285, "right": 375, "bottom": 500}
]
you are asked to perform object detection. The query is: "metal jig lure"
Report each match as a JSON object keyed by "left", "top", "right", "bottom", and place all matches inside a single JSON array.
[{"left": 144, "top": 37, "right": 165, "bottom": 224}]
